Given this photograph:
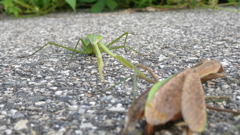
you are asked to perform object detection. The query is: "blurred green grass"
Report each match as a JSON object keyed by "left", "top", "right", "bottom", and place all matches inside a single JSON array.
[{"left": 0, "top": 0, "right": 239, "bottom": 17}]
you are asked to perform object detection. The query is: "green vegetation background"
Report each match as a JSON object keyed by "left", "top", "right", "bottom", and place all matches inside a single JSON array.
[{"left": 0, "top": 0, "right": 239, "bottom": 17}]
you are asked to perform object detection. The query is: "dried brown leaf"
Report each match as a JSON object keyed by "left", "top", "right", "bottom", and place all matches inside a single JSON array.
[
  {"left": 123, "top": 60, "right": 225, "bottom": 134},
  {"left": 193, "top": 60, "right": 224, "bottom": 78},
  {"left": 121, "top": 88, "right": 150, "bottom": 135},
  {"left": 181, "top": 69, "right": 206, "bottom": 132},
  {"left": 145, "top": 71, "right": 186, "bottom": 125}
]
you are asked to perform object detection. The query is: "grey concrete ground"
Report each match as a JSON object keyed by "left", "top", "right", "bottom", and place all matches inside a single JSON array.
[{"left": 0, "top": 9, "right": 240, "bottom": 135}]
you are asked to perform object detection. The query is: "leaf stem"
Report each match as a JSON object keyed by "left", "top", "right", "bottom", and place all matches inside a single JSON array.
[{"left": 206, "top": 105, "right": 240, "bottom": 115}]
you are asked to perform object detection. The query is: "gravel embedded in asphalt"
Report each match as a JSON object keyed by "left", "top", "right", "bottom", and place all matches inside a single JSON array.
[{"left": 0, "top": 8, "right": 240, "bottom": 135}]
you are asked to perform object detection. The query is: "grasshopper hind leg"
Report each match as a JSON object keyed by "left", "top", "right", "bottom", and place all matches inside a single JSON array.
[{"left": 30, "top": 41, "right": 86, "bottom": 64}]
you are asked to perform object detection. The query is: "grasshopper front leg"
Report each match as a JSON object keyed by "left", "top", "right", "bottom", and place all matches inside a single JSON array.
[{"left": 93, "top": 43, "right": 105, "bottom": 82}]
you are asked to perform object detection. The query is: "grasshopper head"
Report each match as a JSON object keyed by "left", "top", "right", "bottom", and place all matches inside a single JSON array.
[{"left": 87, "top": 34, "right": 103, "bottom": 45}]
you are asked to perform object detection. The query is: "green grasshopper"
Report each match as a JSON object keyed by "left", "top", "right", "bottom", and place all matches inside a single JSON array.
[
  {"left": 122, "top": 60, "right": 239, "bottom": 135},
  {"left": 31, "top": 32, "right": 152, "bottom": 82}
]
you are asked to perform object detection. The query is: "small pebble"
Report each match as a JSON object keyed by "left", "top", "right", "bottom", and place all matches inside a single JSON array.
[
  {"left": 108, "top": 106, "right": 125, "bottom": 112},
  {"left": 35, "top": 101, "right": 46, "bottom": 106},
  {"left": 55, "top": 91, "right": 63, "bottom": 95},
  {"left": 80, "top": 123, "right": 97, "bottom": 129},
  {"left": 14, "top": 119, "right": 28, "bottom": 130}
]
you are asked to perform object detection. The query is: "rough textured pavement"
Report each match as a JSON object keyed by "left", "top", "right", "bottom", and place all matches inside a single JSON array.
[{"left": 0, "top": 9, "right": 240, "bottom": 135}]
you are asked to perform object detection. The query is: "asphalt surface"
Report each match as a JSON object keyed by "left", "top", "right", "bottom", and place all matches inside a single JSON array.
[{"left": 0, "top": 8, "right": 240, "bottom": 135}]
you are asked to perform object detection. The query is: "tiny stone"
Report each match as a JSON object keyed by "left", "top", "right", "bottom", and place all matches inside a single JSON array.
[
  {"left": 89, "top": 102, "right": 96, "bottom": 105},
  {"left": 50, "top": 87, "right": 58, "bottom": 90},
  {"left": 221, "top": 61, "right": 229, "bottom": 66},
  {"left": 11, "top": 112, "right": 24, "bottom": 119},
  {"left": 108, "top": 106, "right": 125, "bottom": 112},
  {"left": 117, "top": 103, "right": 122, "bottom": 107},
  {"left": 10, "top": 109, "right": 17, "bottom": 114},
  {"left": 36, "top": 75, "right": 42, "bottom": 78},
  {"left": 31, "top": 130, "right": 37, "bottom": 135},
  {"left": 0, "top": 115, "right": 5, "bottom": 119},
  {"left": 234, "top": 115, "right": 240, "bottom": 121},
  {"left": 126, "top": 91, "right": 131, "bottom": 95},
  {"left": 78, "top": 108, "right": 85, "bottom": 114},
  {"left": 58, "top": 96, "right": 71, "bottom": 103},
  {"left": 55, "top": 91, "right": 63, "bottom": 95},
  {"left": 69, "top": 105, "right": 78, "bottom": 111},
  {"left": 0, "top": 125, "right": 6, "bottom": 130},
  {"left": 46, "top": 99, "right": 52, "bottom": 103},
  {"left": 106, "top": 91, "right": 111, "bottom": 95},
  {"left": 61, "top": 70, "right": 70, "bottom": 75},
  {"left": 103, "top": 119, "right": 113, "bottom": 127},
  {"left": 56, "top": 127, "right": 66, "bottom": 134},
  {"left": 209, "top": 123, "right": 216, "bottom": 127},
  {"left": 188, "top": 57, "right": 198, "bottom": 60},
  {"left": 75, "top": 130, "right": 82, "bottom": 134},
  {"left": 14, "top": 119, "right": 28, "bottom": 130},
  {"left": 159, "top": 130, "right": 172, "bottom": 135},
  {"left": 28, "top": 95, "right": 46, "bottom": 102},
  {"left": 1, "top": 111, "right": 7, "bottom": 115},
  {"left": 86, "top": 110, "right": 95, "bottom": 113},
  {"left": 111, "top": 99, "right": 116, "bottom": 103},
  {"left": 49, "top": 68, "right": 55, "bottom": 71},
  {"left": 97, "top": 131, "right": 107, "bottom": 135},
  {"left": 67, "top": 63, "right": 78, "bottom": 69},
  {"left": 4, "top": 129, "right": 12, "bottom": 135},
  {"left": 0, "top": 104, "right": 4, "bottom": 108},
  {"left": 222, "top": 85, "right": 229, "bottom": 89},
  {"left": 40, "top": 80, "right": 47, "bottom": 83},
  {"left": 80, "top": 123, "right": 97, "bottom": 129},
  {"left": 158, "top": 54, "right": 167, "bottom": 61},
  {"left": 35, "top": 101, "right": 46, "bottom": 106}
]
